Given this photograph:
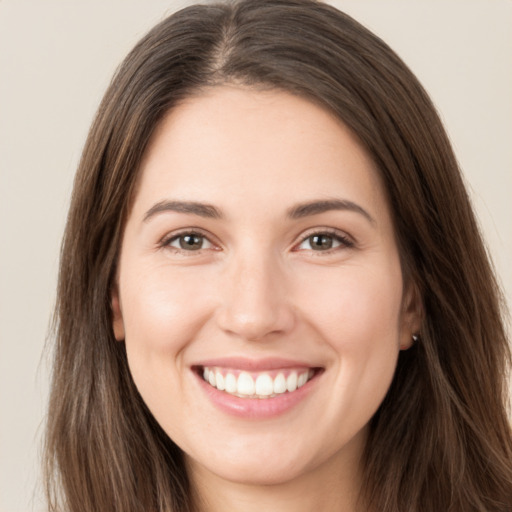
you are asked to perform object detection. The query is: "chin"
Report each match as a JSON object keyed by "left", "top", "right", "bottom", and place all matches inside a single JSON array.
[
  {"left": 183, "top": 429, "right": 343, "bottom": 489},
  {"left": 192, "top": 455, "right": 311, "bottom": 487}
]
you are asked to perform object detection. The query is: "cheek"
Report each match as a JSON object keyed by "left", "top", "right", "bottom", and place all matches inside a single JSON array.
[
  {"left": 298, "top": 263, "right": 403, "bottom": 427},
  {"left": 119, "top": 263, "right": 213, "bottom": 398},
  {"left": 297, "top": 262, "right": 404, "bottom": 348},
  {"left": 121, "top": 263, "right": 209, "bottom": 350},
  {"left": 297, "top": 259, "right": 403, "bottom": 408},
  {"left": 119, "top": 263, "right": 218, "bottom": 438}
]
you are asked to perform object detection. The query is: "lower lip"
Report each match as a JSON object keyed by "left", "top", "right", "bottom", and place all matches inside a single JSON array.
[{"left": 194, "top": 370, "right": 320, "bottom": 419}]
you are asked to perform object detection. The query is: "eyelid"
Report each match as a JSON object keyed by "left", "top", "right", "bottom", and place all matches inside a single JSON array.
[
  {"left": 159, "top": 227, "right": 220, "bottom": 253},
  {"left": 292, "top": 227, "right": 355, "bottom": 252}
]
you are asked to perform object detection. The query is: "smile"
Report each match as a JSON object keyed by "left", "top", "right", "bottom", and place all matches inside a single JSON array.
[{"left": 201, "top": 366, "right": 316, "bottom": 399}]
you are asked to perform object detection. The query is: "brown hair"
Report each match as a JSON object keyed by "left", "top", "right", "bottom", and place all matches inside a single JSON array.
[{"left": 44, "top": 1, "right": 512, "bottom": 510}]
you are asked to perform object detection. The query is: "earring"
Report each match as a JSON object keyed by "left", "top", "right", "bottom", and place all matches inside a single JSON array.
[{"left": 412, "top": 334, "right": 419, "bottom": 343}]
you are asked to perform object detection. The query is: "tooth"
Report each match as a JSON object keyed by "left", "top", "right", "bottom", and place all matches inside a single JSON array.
[
  {"left": 297, "top": 372, "right": 308, "bottom": 388},
  {"left": 225, "top": 373, "right": 237, "bottom": 393},
  {"left": 273, "top": 373, "right": 287, "bottom": 394},
  {"left": 286, "top": 372, "right": 298, "bottom": 392},
  {"left": 203, "top": 367, "right": 313, "bottom": 397},
  {"left": 215, "top": 371, "right": 225, "bottom": 391},
  {"left": 237, "top": 372, "right": 255, "bottom": 396},
  {"left": 255, "top": 374, "right": 273, "bottom": 396}
]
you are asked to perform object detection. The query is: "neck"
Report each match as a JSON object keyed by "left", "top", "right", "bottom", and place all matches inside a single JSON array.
[{"left": 187, "top": 430, "right": 367, "bottom": 512}]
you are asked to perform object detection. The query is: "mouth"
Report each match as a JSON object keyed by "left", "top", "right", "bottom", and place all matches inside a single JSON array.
[{"left": 195, "top": 365, "right": 322, "bottom": 399}]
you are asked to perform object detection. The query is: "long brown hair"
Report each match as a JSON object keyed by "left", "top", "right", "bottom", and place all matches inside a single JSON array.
[{"left": 44, "top": 1, "right": 512, "bottom": 510}]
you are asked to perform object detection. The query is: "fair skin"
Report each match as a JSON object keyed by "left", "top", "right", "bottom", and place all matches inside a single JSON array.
[{"left": 112, "top": 86, "right": 420, "bottom": 512}]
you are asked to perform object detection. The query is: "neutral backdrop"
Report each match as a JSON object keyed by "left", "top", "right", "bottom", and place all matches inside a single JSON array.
[{"left": 1, "top": 1, "right": 511, "bottom": 511}]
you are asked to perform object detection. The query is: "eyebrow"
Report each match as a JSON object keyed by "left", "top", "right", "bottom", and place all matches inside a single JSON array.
[
  {"left": 143, "top": 200, "right": 222, "bottom": 221},
  {"left": 287, "top": 199, "right": 375, "bottom": 224},
  {"left": 143, "top": 198, "right": 375, "bottom": 224}
]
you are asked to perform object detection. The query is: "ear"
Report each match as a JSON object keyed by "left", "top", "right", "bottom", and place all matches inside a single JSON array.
[
  {"left": 111, "top": 284, "right": 125, "bottom": 341},
  {"left": 399, "top": 281, "right": 423, "bottom": 350}
]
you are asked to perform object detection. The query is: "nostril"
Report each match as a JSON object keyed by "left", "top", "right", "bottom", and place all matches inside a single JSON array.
[{"left": 215, "top": 303, "right": 296, "bottom": 342}]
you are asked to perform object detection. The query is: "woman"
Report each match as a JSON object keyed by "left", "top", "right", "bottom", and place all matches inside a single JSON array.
[{"left": 44, "top": 1, "right": 512, "bottom": 511}]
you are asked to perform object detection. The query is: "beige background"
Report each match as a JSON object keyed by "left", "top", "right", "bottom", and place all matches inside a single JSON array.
[{"left": 1, "top": 1, "right": 511, "bottom": 511}]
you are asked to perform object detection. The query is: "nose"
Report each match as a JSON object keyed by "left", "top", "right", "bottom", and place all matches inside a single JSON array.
[{"left": 215, "top": 253, "right": 296, "bottom": 341}]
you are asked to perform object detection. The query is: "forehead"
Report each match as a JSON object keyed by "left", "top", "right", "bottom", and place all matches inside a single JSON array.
[{"left": 133, "top": 85, "right": 387, "bottom": 221}]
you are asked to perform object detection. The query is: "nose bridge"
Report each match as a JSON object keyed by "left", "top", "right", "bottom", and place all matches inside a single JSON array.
[{"left": 216, "top": 244, "right": 294, "bottom": 340}]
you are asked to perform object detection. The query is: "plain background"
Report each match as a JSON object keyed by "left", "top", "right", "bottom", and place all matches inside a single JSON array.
[{"left": 1, "top": 1, "right": 511, "bottom": 511}]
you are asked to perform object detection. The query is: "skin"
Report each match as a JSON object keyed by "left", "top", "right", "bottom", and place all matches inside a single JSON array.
[{"left": 112, "top": 86, "right": 420, "bottom": 512}]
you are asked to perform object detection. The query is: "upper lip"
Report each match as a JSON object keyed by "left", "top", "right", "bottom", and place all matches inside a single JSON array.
[{"left": 192, "top": 357, "right": 321, "bottom": 372}]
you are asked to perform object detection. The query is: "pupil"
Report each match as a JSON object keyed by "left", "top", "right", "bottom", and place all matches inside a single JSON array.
[
  {"left": 180, "top": 234, "right": 202, "bottom": 250},
  {"left": 311, "top": 234, "right": 332, "bottom": 250}
]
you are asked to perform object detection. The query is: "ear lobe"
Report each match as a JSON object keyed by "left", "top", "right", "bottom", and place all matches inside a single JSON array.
[
  {"left": 111, "top": 287, "right": 125, "bottom": 341},
  {"left": 399, "top": 282, "right": 423, "bottom": 350}
]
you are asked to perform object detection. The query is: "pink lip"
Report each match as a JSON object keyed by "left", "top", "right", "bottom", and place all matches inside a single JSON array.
[
  {"left": 191, "top": 358, "right": 323, "bottom": 419},
  {"left": 193, "top": 356, "right": 318, "bottom": 372}
]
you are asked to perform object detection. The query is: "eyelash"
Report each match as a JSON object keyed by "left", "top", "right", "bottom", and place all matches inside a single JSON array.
[
  {"left": 160, "top": 229, "right": 216, "bottom": 254},
  {"left": 295, "top": 229, "right": 355, "bottom": 253},
  {"left": 159, "top": 228, "right": 354, "bottom": 255}
]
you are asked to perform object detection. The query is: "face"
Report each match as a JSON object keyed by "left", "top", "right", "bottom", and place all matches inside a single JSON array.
[{"left": 112, "top": 86, "right": 419, "bottom": 488}]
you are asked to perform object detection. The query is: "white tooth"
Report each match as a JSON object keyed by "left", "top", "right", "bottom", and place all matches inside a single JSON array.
[
  {"left": 237, "top": 372, "right": 255, "bottom": 396},
  {"left": 286, "top": 372, "right": 298, "bottom": 392},
  {"left": 215, "top": 371, "right": 225, "bottom": 391},
  {"left": 297, "top": 372, "right": 308, "bottom": 388},
  {"left": 255, "top": 374, "right": 273, "bottom": 396},
  {"left": 225, "top": 373, "right": 237, "bottom": 393},
  {"left": 273, "top": 373, "right": 287, "bottom": 394},
  {"left": 208, "top": 370, "right": 216, "bottom": 387},
  {"left": 203, "top": 367, "right": 209, "bottom": 382}
]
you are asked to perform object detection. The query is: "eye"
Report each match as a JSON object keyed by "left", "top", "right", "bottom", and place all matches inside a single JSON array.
[
  {"left": 296, "top": 231, "right": 353, "bottom": 252},
  {"left": 165, "top": 232, "right": 213, "bottom": 252}
]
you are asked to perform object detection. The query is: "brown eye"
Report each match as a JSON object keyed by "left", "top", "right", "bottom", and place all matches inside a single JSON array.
[
  {"left": 180, "top": 234, "right": 203, "bottom": 250},
  {"left": 296, "top": 231, "right": 354, "bottom": 252},
  {"left": 168, "top": 233, "right": 212, "bottom": 251},
  {"left": 309, "top": 234, "right": 334, "bottom": 250}
]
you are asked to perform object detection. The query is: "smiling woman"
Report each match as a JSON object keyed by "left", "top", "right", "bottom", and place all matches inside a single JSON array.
[
  {"left": 111, "top": 88, "right": 415, "bottom": 494},
  {"left": 44, "top": 1, "right": 512, "bottom": 511}
]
